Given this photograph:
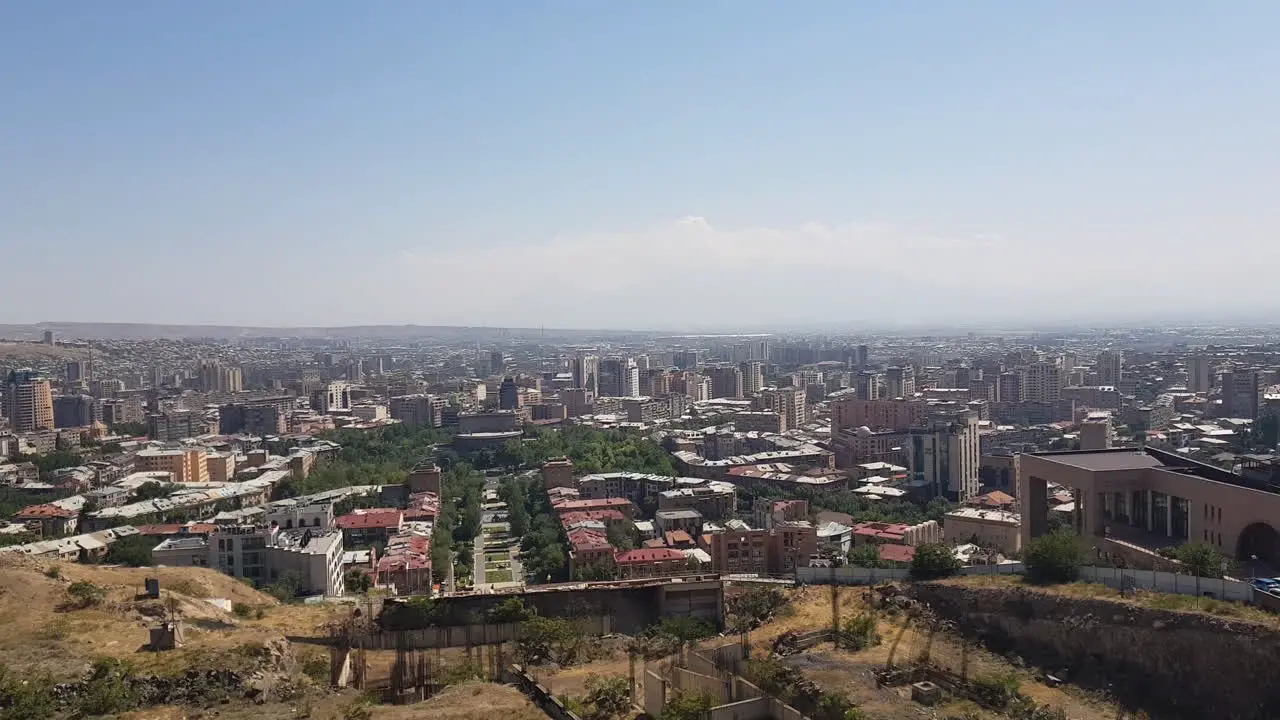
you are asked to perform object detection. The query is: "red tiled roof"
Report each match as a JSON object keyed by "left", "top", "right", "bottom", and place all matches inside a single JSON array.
[
  {"left": 567, "top": 528, "right": 612, "bottom": 553},
  {"left": 558, "top": 509, "right": 625, "bottom": 527},
  {"left": 335, "top": 509, "right": 404, "bottom": 530},
  {"left": 663, "top": 530, "right": 693, "bottom": 547},
  {"left": 16, "top": 504, "right": 77, "bottom": 519},
  {"left": 878, "top": 544, "right": 917, "bottom": 564},
  {"left": 642, "top": 538, "right": 668, "bottom": 549},
  {"left": 555, "top": 498, "right": 633, "bottom": 513},
  {"left": 614, "top": 548, "right": 686, "bottom": 564},
  {"left": 972, "top": 490, "right": 1015, "bottom": 507}
]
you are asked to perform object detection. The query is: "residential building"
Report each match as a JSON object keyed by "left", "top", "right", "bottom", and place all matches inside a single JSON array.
[
  {"left": 407, "top": 462, "right": 442, "bottom": 495},
  {"left": 152, "top": 524, "right": 344, "bottom": 596},
  {"left": 541, "top": 457, "right": 575, "bottom": 489},
  {"left": 657, "top": 482, "right": 736, "bottom": 521},
  {"left": 613, "top": 548, "right": 688, "bottom": 579},
  {"left": 53, "top": 394, "right": 96, "bottom": 428},
  {"left": 389, "top": 394, "right": 448, "bottom": 428},
  {"left": 312, "top": 382, "right": 352, "bottom": 414},
  {"left": 830, "top": 397, "right": 927, "bottom": 433},
  {"left": 739, "top": 362, "right": 764, "bottom": 395},
  {"left": 1096, "top": 351, "right": 1124, "bottom": 386},
  {"left": 906, "top": 409, "right": 981, "bottom": 501},
  {"left": 571, "top": 354, "right": 600, "bottom": 396},
  {"left": 206, "top": 453, "right": 235, "bottom": 483},
  {"left": 136, "top": 448, "right": 209, "bottom": 483},
  {"left": 147, "top": 410, "right": 203, "bottom": 442},
  {"left": 760, "top": 387, "right": 806, "bottom": 430},
  {"left": 1024, "top": 361, "right": 1062, "bottom": 403},
  {"left": 499, "top": 377, "right": 521, "bottom": 410},
  {"left": 334, "top": 508, "right": 404, "bottom": 547},
  {"left": 708, "top": 366, "right": 744, "bottom": 399},
  {"left": 4, "top": 369, "right": 54, "bottom": 432},
  {"left": 655, "top": 509, "right": 704, "bottom": 536},
  {"left": 1220, "top": 369, "right": 1260, "bottom": 419},
  {"left": 885, "top": 366, "right": 916, "bottom": 399},
  {"left": 1187, "top": 355, "right": 1213, "bottom": 393},
  {"left": 1079, "top": 414, "right": 1114, "bottom": 450},
  {"left": 732, "top": 411, "right": 784, "bottom": 434},
  {"left": 567, "top": 527, "right": 614, "bottom": 578}
]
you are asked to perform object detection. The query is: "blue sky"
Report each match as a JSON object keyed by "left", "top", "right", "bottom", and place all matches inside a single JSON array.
[{"left": 2, "top": 2, "right": 1278, "bottom": 330}]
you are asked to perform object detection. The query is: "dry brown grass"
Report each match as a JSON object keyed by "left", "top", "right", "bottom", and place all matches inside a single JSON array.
[
  {"left": 373, "top": 681, "right": 546, "bottom": 720},
  {"left": 0, "top": 556, "right": 343, "bottom": 678}
]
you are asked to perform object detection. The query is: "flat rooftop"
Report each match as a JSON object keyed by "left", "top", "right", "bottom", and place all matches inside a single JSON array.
[{"left": 1031, "top": 449, "right": 1165, "bottom": 472}]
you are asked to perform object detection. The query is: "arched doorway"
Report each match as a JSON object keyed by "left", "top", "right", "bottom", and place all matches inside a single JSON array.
[{"left": 1237, "top": 522, "right": 1280, "bottom": 567}]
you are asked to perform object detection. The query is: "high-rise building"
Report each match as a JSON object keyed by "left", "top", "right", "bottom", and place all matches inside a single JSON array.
[
  {"left": 854, "top": 345, "right": 870, "bottom": 369},
  {"left": 571, "top": 354, "right": 600, "bottom": 396},
  {"left": 389, "top": 394, "right": 448, "bottom": 427},
  {"left": 197, "top": 360, "right": 222, "bottom": 392},
  {"left": 854, "top": 371, "right": 881, "bottom": 400},
  {"left": 220, "top": 366, "right": 244, "bottom": 393},
  {"left": 498, "top": 377, "right": 521, "bottom": 410},
  {"left": 672, "top": 350, "right": 701, "bottom": 370},
  {"left": 42, "top": 330, "right": 55, "bottom": 345},
  {"left": 906, "top": 409, "right": 980, "bottom": 501},
  {"left": 65, "top": 360, "right": 86, "bottom": 384},
  {"left": 53, "top": 394, "right": 97, "bottom": 428},
  {"left": 311, "top": 382, "right": 352, "bottom": 414},
  {"left": 3, "top": 369, "right": 54, "bottom": 432},
  {"left": 1024, "top": 361, "right": 1061, "bottom": 402},
  {"left": 708, "top": 366, "right": 744, "bottom": 399},
  {"left": 885, "top": 366, "right": 916, "bottom": 399},
  {"left": 1096, "top": 351, "right": 1123, "bottom": 386},
  {"left": 1187, "top": 355, "right": 1212, "bottom": 393},
  {"left": 760, "top": 387, "right": 806, "bottom": 431},
  {"left": 1079, "top": 414, "right": 1114, "bottom": 450},
  {"left": 1220, "top": 369, "right": 1259, "bottom": 419},
  {"left": 998, "top": 371, "right": 1024, "bottom": 402},
  {"left": 489, "top": 350, "right": 505, "bottom": 376},
  {"left": 148, "top": 410, "right": 203, "bottom": 441},
  {"left": 739, "top": 362, "right": 764, "bottom": 395}
]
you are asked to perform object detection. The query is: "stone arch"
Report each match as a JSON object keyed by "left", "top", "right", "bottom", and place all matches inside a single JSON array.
[{"left": 1236, "top": 521, "right": 1280, "bottom": 565}]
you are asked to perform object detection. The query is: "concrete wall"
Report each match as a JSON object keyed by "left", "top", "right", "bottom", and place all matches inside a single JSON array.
[
  {"left": 644, "top": 669, "right": 667, "bottom": 717},
  {"left": 1078, "top": 565, "right": 1253, "bottom": 601},
  {"left": 910, "top": 582, "right": 1280, "bottom": 719},
  {"left": 359, "top": 615, "right": 610, "bottom": 650},
  {"left": 796, "top": 563, "right": 1024, "bottom": 585},
  {"left": 383, "top": 579, "right": 722, "bottom": 634},
  {"left": 504, "top": 665, "right": 583, "bottom": 720}
]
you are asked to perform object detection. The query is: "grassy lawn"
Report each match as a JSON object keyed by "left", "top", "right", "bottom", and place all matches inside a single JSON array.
[{"left": 486, "top": 569, "right": 513, "bottom": 583}]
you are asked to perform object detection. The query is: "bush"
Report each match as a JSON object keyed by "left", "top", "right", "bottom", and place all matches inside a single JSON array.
[
  {"left": 79, "top": 658, "right": 139, "bottom": 716},
  {"left": 972, "top": 671, "right": 1021, "bottom": 709},
  {"left": 909, "top": 543, "right": 960, "bottom": 580},
  {"left": 488, "top": 597, "right": 534, "bottom": 623},
  {"left": 726, "top": 586, "right": 790, "bottom": 633},
  {"left": 66, "top": 581, "right": 107, "bottom": 609},
  {"left": 0, "top": 663, "right": 56, "bottom": 720},
  {"left": 835, "top": 613, "right": 880, "bottom": 651},
  {"left": 582, "top": 674, "right": 631, "bottom": 720},
  {"left": 1024, "top": 532, "right": 1084, "bottom": 585},
  {"left": 1174, "top": 541, "right": 1227, "bottom": 579},
  {"left": 516, "top": 615, "right": 589, "bottom": 666},
  {"left": 656, "top": 616, "right": 716, "bottom": 643},
  {"left": 661, "top": 689, "right": 715, "bottom": 720}
]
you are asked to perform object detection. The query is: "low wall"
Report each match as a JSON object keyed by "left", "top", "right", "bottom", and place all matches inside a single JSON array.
[
  {"left": 910, "top": 582, "right": 1280, "bottom": 719},
  {"left": 504, "top": 664, "right": 583, "bottom": 720},
  {"left": 796, "top": 563, "right": 1024, "bottom": 585}
]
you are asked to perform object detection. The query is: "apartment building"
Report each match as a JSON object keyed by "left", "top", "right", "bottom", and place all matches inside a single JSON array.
[
  {"left": 3, "top": 369, "right": 54, "bottom": 432},
  {"left": 136, "top": 448, "right": 209, "bottom": 483},
  {"left": 389, "top": 394, "right": 448, "bottom": 428},
  {"left": 147, "top": 411, "right": 204, "bottom": 442},
  {"left": 152, "top": 524, "right": 344, "bottom": 596}
]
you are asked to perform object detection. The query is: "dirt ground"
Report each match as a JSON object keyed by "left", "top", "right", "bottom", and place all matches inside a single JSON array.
[{"left": 754, "top": 585, "right": 1121, "bottom": 720}]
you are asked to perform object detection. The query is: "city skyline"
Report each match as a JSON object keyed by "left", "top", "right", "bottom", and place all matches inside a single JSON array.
[{"left": 4, "top": 2, "right": 1280, "bottom": 327}]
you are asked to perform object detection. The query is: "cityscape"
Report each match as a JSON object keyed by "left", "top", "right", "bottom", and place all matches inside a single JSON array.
[
  {"left": 6, "top": 2, "right": 1280, "bottom": 719},
  {"left": 2, "top": 323, "right": 1280, "bottom": 717}
]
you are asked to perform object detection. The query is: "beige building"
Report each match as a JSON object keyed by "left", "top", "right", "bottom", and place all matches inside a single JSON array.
[
  {"left": 1079, "top": 414, "right": 1114, "bottom": 450},
  {"left": 760, "top": 387, "right": 806, "bottom": 430},
  {"left": 4, "top": 369, "right": 54, "bottom": 432},
  {"left": 541, "top": 457, "right": 575, "bottom": 489},
  {"left": 206, "top": 453, "right": 235, "bottom": 483},
  {"left": 944, "top": 508, "right": 1021, "bottom": 554},
  {"left": 831, "top": 397, "right": 927, "bottom": 433},
  {"left": 1024, "top": 361, "right": 1062, "bottom": 403},
  {"left": 137, "top": 448, "right": 209, "bottom": 483}
]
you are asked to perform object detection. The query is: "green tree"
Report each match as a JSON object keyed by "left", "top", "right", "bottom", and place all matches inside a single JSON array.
[
  {"left": 582, "top": 674, "right": 632, "bottom": 720},
  {"left": 78, "top": 658, "right": 139, "bottom": 716},
  {"left": 488, "top": 597, "right": 534, "bottom": 623},
  {"left": 262, "top": 570, "right": 303, "bottom": 601},
  {"left": 1024, "top": 532, "right": 1084, "bottom": 585},
  {"left": 726, "top": 586, "right": 789, "bottom": 632},
  {"left": 0, "top": 663, "right": 56, "bottom": 720},
  {"left": 847, "top": 544, "right": 885, "bottom": 568},
  {"left": 1175, "top": 540, "right": 1227, "bottom": 597},
  {"left": 103, "top": 535, "right": 155, "bottom": 567},
  {"left": 131, "top": 481, "right": 176, "bottom": 502},
  {"left": 345, "top": 569, "right": 373, "bottom": 594},
  {"left": 909, "top": 543, "right": 960, "bottom": 580},
  {"left": 515, "top": 615, "right": 587, "bottom": 666},
  {"left": 109, "top": 421, "right": 149, "bottom": 437}
]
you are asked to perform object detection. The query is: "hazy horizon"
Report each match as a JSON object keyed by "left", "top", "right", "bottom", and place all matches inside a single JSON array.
[{"left": 4, "top": 3, "right": 1279, "bottom": 328}]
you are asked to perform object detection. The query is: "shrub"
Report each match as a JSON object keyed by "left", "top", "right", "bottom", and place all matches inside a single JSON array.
[
  {"left": 582, "top": 674, "right": 631, "bottom": 720},
  {"left": 661, "top": 689, "right": 715, "bottom": 720},
  {"left": 0, "top": 663, "right": 56, "bottom": 720},
  {"left": 44, "top": 565, "right": 61, "bottom": 579},
  {"left": 972, "top": 671, "right": 1021, "bottom": 709},
  {"left": 79, "top": 658, "right": 139, "bottom": 716},
  {"left": 66, "top": 580, "right": 107, "bottom": 609},
  {"left": 488, "top": 596, "right": 534, "bottom": 623},
  {"left": 910, "top": 543, "right": 960, "bottom": 580},
  {"left": 726, "top": 586, "right": 790, "bottom": 633},
  {"left": 835, "top": 613, "right": 880, "bottom": 651},
  {"left": 1174, "top": 541, "right": 1227, "bottom": 579},
  {"left": 516, "top": 615, "right": 589, "bottom": 666},
  {"left": 1023, "top": 532, "right": 1084, "bottom": 585}
]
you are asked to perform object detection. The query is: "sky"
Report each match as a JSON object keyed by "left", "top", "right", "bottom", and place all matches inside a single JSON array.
[{"left": 2, "top": 2, "right": 1279, "bottom": 331}]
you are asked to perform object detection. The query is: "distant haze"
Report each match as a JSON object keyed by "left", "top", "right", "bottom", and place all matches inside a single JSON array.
[{"left": 3, "top": 3, "right": 1279, "bottom": 328}]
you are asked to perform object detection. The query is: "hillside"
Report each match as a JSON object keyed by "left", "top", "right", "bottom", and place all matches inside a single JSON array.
[{"left": 0, "top": 555, "right": 341, "bottom": 679}]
